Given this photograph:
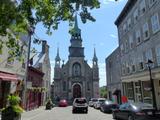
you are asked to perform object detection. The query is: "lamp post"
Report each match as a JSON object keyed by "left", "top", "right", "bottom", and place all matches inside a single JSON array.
[{"left": 146, "top": 59, "right": 157, "bottom": 111}]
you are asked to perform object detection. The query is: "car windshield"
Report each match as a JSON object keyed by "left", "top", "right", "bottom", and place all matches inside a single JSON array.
[
  {"left": 75, "top": 99, "right": 87, "bottom": 104},
  {"left": 99, "top": 100, "right": 105, "bottom": 102},
  {"left": 92, "top": 99, "right": 98, "bottom": 102}
]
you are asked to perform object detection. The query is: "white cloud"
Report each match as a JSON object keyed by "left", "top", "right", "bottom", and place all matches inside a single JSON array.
[
  {"left": 110, "top": 34, "right": 117, "bottom": 38},
  {"left": 50, "top": 61, "right": 106, "bottom": 87}
]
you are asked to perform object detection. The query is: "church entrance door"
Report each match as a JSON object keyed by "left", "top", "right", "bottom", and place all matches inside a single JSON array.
[{"left": 73, "top": 84, "right": 81, "bottom": 98}]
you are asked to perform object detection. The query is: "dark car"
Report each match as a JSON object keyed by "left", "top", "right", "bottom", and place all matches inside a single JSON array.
[
  {"left": 72, "top": 98, "right": 88, "bottom": 113},
  {"left": 58, "top": 99, "right": 68, "bottom": 107},
  {"left": 100, "top": 100, "right": 119, "bottom": 113},
  {"left": 112, "top": 102, "right": 158, "bottom": 120}
]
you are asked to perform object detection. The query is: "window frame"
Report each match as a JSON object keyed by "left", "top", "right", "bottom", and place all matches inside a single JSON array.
[{"left": 151, "top": 13, "right": 160, "bottom": 34}]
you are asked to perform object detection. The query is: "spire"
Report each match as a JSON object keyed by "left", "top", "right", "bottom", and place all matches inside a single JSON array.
[
  {"left": 55, "top": 47, "right": 61, "bottom": 61},
  {"left": 74, "top": 14, "right": 78, "bottom": 29},
  {"left": 93, "top": 47, "right": 98, "bottom": 62},
  {"left": 72, "top": 14, "right": 81, "bottom": 35}
]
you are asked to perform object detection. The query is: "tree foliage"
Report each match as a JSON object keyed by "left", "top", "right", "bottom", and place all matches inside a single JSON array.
[
  {"left": 0, "top": 0, "right": 118, "bottom": 59},
  {"left": 100, "top": 86, "right": 108, "bottom": 98},
  {"left": 0, "top": 0, "right": 101, "bottom": 59}
]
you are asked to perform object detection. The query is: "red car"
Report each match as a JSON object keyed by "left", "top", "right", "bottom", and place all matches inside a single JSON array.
[{"left": 59, "top": 99, "right": 68, "bottom": 107}]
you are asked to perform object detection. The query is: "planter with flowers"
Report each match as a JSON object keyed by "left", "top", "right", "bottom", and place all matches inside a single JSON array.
[{"left": 1, "top": 94, "right": 24, "bottom": 120}]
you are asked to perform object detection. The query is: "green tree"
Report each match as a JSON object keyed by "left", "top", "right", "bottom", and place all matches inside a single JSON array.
[
  {"left": 0, "top": 0, "right": 100, "bottom": 59},
  {"left": 100, "top": 86, "right": 108, "bottom": 98},
  {"left": 0, "top": 0, "right": 118, "bottom": 59}
]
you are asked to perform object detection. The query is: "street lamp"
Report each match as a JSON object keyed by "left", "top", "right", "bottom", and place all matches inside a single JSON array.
[{"left": 146, "top": 59, "right": 157, "bottom": 111}]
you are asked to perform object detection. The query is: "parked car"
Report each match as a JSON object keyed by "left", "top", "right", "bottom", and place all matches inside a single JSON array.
[
  {"left": 89, "top": 98, "right": 98, "bottom": 107},
  {"left": 72, "top": 98, "right": 88, "bottom": 113},
  {"left": 93, "top": 98, "right": 106, "bottom": 109},
  {"left": 58, "top": 99, "right": 68, "bottom": 107},
  {"left": 100, "top": 100, "right": 119, "bottom": 113},
  {"left": 112, "top": 102, "right": 158, "bottom": 120}
]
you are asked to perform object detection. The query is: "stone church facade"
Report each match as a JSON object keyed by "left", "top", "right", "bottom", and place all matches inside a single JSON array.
[{"left": 54, "top": 16, "right": 99, "bottom": 102}]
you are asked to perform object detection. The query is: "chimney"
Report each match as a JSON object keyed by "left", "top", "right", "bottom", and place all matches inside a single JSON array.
[{"left": 42, "top": 40, "right": 47, "bottom": 53}]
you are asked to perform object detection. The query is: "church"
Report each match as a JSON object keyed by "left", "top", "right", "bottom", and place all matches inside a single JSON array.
[{"left": 54, "top": 16, "right": 99, "bottom": 102}]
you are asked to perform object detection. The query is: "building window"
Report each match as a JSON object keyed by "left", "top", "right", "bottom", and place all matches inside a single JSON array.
[
  {"left": 63, "top": 81, "right": 66, "bottom": 91},
  {"left": 145, "top": 49, "right": 153, "bottom": 62},
  {"left": 129, "top": 35, "right": 133, "bottom": 49},
  {"left": 156, "top": 45, "right": 160, "bottom": 66},
  {"left": 125, "top": 40, "right": 129, "bottom": 53},
  {"left": 137, "top": 55, "right": 144, "bottom": 70},
  {"left": 136, "top": 30, "right": 141, "bottom": 44},
  {"left": 127, "top": 18, "right": 131, "bottom": 29},
  {"left": 140, "top": 0, "right": 146, "bottom": 14},
  {"left": 143, "top": 22, "right": 149, "bottom": 40},
  {"left": 149, "top": 0, "right": 157, "bottom": 7},
  {"left": 123, "top": 24, "right": 127, "bottom": 33},
  {"left": 134, "top": 9, "right": 138, "bottom": 23},
  {"left": 120, "top": 44, "right": 124, "bottom": 54},
  {"left": 72, "top": 63, "right": 81, "bottom": 77},
  {"left": 151, "top": 13, "right": 160, "bottom": 34},
  {"left": 87, "top": 81, "right": 90, "bottom": 91},
  {"left": 122, "top": 62, "right": 126, "bottom": 75},
  {"left": 132, "top": 65, "right": 136, "bottom": 72}
]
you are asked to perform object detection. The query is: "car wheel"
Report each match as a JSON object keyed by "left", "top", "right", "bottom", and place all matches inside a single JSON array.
[
  {"left": 101, "top": 107, "right": 104, "bottom": 112},
  {"left": 112, "top": 112, "right": 117, "bottom": 119},
  {"left": 128, "top": 115, "right": 134, "bottom": 120}
]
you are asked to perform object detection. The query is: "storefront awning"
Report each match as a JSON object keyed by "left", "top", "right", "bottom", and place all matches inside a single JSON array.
[{"left": 0, "top": 71, "right": 18, "bottom": 82}]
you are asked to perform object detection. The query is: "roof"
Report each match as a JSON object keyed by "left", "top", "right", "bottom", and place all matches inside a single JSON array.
[
  {"left": 115, "top": 0, "right": 137, "bottom": 26},
  {"left": 30, "top": 52, "right": 46, "bottom": 68}
]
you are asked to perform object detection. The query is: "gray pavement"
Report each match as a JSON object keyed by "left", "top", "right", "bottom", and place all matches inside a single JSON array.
[{"left": 21, "top": 106, "right": 113, "bottom": 120}]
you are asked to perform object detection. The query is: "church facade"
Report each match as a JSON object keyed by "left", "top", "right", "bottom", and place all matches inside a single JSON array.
[{"left": 54, "top": 16, "right": 99, "bottom": 102}]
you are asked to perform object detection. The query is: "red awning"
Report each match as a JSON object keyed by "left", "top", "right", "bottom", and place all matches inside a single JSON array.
[{"left": 0, "top": 71, "right": 18, "bottom": 82}]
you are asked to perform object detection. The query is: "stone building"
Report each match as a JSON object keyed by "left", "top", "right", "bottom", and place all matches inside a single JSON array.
[
  {"left": 54, "top": 16, "right": 99, "bottom": 102},
  {"left": 27, "top": 66, "right": 44, "bottom": 110},
  {"left": 29, "top": 40, "right": 51, "bottom": 104},
  {"left": 107, "top": 0, "right": 160, "bottom": 109},
  {"left": 0, "top": 34, "right": 29, "bottom": 108},
  {"left": 105, "top": 47, "right": 121, "bottom": 104}
]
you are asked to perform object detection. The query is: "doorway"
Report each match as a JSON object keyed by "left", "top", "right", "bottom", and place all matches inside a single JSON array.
[{"left": 73, "top": 84, "right": 81, "bottom": 99}]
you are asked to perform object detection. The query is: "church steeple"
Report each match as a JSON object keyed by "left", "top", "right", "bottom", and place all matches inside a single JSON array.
[
  {"left": 92, "top": 47, "right": 98, "bottom": 67},
  {"left": 73, "top": 15, "right": 81, "bottom": 35},
  {"left": 69, "top": 15, "right": 84, "bottom": 58},
  {"left": 55, "top": 47, "right": 61, "bottom": 67}
]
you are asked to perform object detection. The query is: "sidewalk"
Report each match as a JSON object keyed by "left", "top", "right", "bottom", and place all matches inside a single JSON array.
[
  {"left": 22, "top": 106, "right": 45, "bottom": 120},
  {"left": 0, "top": 106, "right": 45, "bottom": 120}
]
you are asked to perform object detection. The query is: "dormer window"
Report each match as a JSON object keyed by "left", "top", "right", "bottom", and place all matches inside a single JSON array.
[
  {"left": 136, "top": 30, "right": 141, "bottom": 44},
  {"left": 143, "top": 22, "right": 149, "bottom": 40},
  {"left": 134, "top": 9, "right": 138, "bottom": 23},
  {"left": 140, "top": 0, "right": 146, "bottom": 14}
]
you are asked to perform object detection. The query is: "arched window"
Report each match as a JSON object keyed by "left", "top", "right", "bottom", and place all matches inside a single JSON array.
[
  {"left": 63, "top": 81, "right": 66, "bottom": 91},
  {"left": 72, "top": 63, "right": 81, "bottom": 76}
]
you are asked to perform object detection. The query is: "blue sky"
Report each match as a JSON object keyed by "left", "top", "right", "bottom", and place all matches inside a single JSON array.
[{"left": 33, "top": 0, "right": 127, "bottom": 87}]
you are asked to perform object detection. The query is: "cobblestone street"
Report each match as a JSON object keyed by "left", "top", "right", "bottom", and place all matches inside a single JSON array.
[{"left": 22, "top": 106, "right": 113, "bottom": 120}]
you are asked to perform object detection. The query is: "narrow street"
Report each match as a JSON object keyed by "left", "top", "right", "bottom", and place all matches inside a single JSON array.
[{"left": 22, "top": 106, "right": 113, "bottom": 120}]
